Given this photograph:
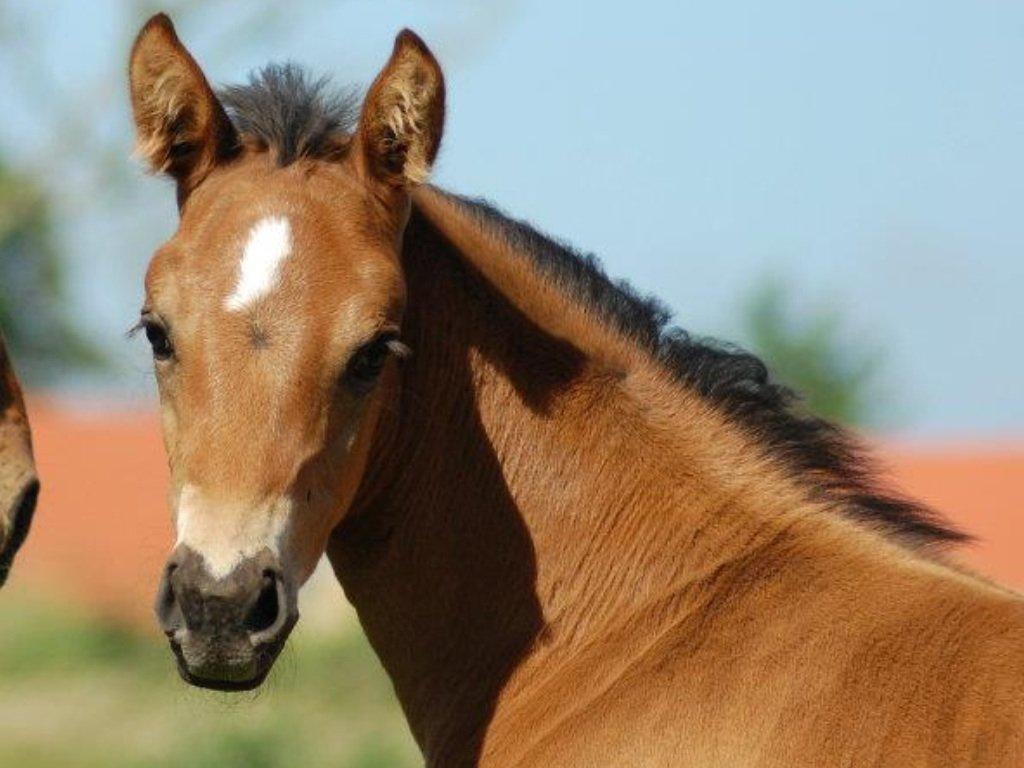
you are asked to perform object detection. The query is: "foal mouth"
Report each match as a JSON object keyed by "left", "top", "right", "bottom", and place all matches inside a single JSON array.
[
  {"left": 0, "top": 478, "right": 40, "bottom": 588},
  {"left": 167, "top": 632, "right": 290, "bottom": 692},
  {"left": 175, "top": 659, "right": 274, "bottom": 692}
]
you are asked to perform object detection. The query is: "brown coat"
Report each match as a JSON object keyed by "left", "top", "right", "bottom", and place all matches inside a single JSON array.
[{"left": 329, "top": 187, "right": 1024, "bottom": 767}]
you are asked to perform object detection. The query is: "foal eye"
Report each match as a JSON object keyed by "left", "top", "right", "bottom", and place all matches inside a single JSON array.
[
  {"left": 345, "top": 333, "right": 401, "bottom": 391},
  {"left": 144, "top": 321, "right": 174, "bottom": 361}
]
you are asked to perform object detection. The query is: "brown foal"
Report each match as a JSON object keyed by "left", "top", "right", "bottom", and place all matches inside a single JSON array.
[
  {"left": 129, "top": 13, "right": 1023, "bottom": 767},
  {"left": 0, "top": 332, "right": 39, "bottom": 587}
]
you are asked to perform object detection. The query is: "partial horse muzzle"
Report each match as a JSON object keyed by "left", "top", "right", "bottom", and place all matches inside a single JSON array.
[
  {"left": 0, "top": 476, "right": 40, "bottom": 587},
  {"left": 155, "top": 545, "right": 298, "bottom": 690}
]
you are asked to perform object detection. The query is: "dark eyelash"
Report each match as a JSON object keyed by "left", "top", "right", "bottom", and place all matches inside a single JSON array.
[
  {"left": 128, "top": 309, "right": 161, "bottom": 339},
  {"left": 385, "top": 338, "right": 411, "bottom": 359},
  {"left": 126, "top": 319, "right": 146, "bottom": 339},
  {"left": 131, "top": 312, "right": 175, "bottom": 361}
]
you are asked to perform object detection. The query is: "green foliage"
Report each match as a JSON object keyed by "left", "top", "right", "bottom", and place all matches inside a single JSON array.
[
  {"left": 741, "top": 278, "right": 885, "bottom": 427},
  {"left": 0, "top": 159, "right": 105, "bottom": 383},
  {"left": 0, "top": 595, "right": 154, "bottom": 678}
]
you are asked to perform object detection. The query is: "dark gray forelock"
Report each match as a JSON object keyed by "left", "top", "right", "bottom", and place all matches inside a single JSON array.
[{"left": 218, "top": 63, "right": 360, "bottom": 166}]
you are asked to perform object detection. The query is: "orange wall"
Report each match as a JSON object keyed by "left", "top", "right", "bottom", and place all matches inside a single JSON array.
[
  {"left": 883, "top": 444, "right": 1024, "bottom": 590},
  {"left": 17, "top": 401, "right": 171, "bottom": 623}
]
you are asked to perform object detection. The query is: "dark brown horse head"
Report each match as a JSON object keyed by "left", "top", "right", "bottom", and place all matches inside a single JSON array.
[
  {"left": 128, "top": 14, "right": 444, "bottom": 690},
  {"left": 0, "top": 332, "right": 39, "bottom": 588}
]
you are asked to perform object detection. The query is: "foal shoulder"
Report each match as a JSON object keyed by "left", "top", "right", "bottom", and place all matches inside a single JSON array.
[
  {"left": 886, "top": 564, "right": 1024, "bottom": 766},
  {"left": 954, "top": 592, "right": 1024, "bottom": 767}
]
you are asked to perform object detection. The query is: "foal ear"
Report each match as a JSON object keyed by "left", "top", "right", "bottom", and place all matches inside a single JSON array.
[
  {"left": 356, "top": 30, "right": 445, "bottom": 187},
  {"left": 129, "top": 14, "right": 236, "bottom": 199}
]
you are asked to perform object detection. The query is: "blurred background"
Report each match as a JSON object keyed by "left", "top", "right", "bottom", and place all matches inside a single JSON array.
[{"left": 0, "top": 1, "right": 1021, "bottom": 766}]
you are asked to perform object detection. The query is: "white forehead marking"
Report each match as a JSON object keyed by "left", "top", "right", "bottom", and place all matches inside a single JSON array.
[
  {"left": 175, "top": 485, "right": 289, "bottom": 580},
  {"left": 225, "top": 215, "right": 293, "bottom": 311}
]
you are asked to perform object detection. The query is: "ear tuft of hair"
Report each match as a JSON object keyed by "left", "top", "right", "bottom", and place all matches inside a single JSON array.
[
  {"left": 358, "top": 29, "right": 445, "bottom": 187},
  {"left": 129, "top": 13, "right": 237, "bottom": 198}
]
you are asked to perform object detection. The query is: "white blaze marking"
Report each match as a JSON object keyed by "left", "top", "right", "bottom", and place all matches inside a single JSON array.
[
  {"left": 225, "top": 216, "right": 293, "bottom": 311},
  {"left": 175, "top": 485, "right": 289, "bottom": 580}
]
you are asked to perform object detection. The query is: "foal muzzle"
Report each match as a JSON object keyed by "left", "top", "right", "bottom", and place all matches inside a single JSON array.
[
  {"left": 155, "top": 545, "right": 298, "bottom": 691},
  {"left": 0, "top": 476, "right": 39, "bottom": 588}
]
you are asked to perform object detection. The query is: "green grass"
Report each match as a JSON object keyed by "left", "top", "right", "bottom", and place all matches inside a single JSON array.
[{"left": 0, "top": 588, "right": 420, "bottom": 768}]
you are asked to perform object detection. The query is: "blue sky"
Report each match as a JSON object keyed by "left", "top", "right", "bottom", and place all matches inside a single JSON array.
[{"left": 3, "top": 1, "right": 1022, "bottom": 436}]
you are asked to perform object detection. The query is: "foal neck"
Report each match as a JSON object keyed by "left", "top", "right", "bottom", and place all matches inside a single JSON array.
[{"left": 328, "top": 188, "right": 834, "bottom": 766}]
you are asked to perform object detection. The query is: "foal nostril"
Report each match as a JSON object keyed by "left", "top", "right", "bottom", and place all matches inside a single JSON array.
[
  {"left": 245, "top": 570, "right": 287, "bottom": 642},
  {"left": 11, "top": 478, "right": 40, "bottom": 543},
  {"left": 0, "top": 478, "right": 39, "bottom": 583},
  {"left": 155, "top": 563, "right": 184, "bottom": 636}
]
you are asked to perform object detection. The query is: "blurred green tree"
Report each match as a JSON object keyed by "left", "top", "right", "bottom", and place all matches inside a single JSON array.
[
  {"left": 0, "top": 159, "right": 104, "bottom": 382},
  {"left": 741, "top": 277, "right": 885, "bottom": 427},
  {"left": 0, "top": 0, "right": 314, "bottom": 385}
]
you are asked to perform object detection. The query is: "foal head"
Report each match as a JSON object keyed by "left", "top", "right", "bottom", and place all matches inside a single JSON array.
[
  {"left": 129, "top": 14, "right": 444, "bottom": 690},
  {"left": 0, "top": 333, "right": 39, "bottom": 588}
]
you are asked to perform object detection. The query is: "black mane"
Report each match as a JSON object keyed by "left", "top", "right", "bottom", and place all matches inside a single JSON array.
[
  {"left": 218, "top": 64, "right": 358, "bottom": 166},
  {"left": 448, "top": 194, "right": 964, "bottom": 548},
  {"left": 217, "top": 64, "right": 962, "bottom": 547}
]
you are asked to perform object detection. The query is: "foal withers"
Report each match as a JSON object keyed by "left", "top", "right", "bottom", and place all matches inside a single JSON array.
[{"left": 0, "top": 333, "right": 39, "bottom": 587}]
